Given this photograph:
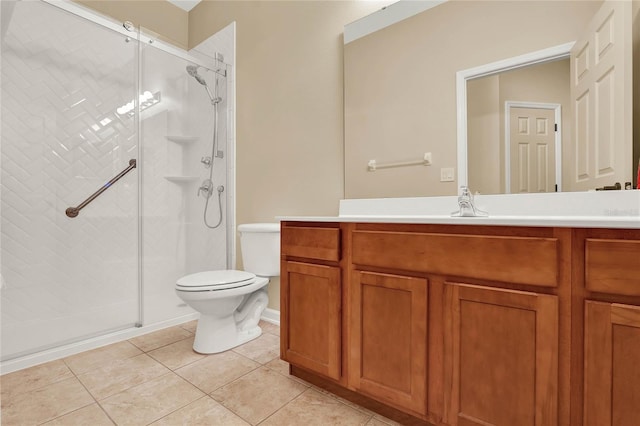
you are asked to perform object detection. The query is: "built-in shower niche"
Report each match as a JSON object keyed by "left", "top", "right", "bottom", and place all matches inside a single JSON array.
[{"left": 164, "top": 135, "right": 200, "bottom": 183}]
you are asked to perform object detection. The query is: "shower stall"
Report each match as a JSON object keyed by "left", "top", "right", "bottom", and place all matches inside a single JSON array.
[{"left": 0, "top": 0, "right": 235, "bottom": 372}]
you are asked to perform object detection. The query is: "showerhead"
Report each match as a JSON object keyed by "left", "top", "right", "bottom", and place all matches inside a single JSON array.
[
  {"left": 186, "top": 65, "right": 222, "bottom": 105},
  {"left": 186, "top": 65, "right": 208, "bottom": 86}
]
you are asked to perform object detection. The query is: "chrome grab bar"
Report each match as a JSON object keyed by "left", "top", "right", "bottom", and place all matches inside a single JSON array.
[{"left": 65, "top": 159, "right": 137, "bottom": 218}]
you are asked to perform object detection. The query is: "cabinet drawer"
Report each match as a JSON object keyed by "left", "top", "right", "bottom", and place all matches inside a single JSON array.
[
  {"left": 281, "top": 226, "right": 340, "bottom": 261},
  {"left": 352, "top": 230, "right": 559, "bottom": 287},
  {"left": 586, "top": 239, "right": 640, "bottom": 296}
]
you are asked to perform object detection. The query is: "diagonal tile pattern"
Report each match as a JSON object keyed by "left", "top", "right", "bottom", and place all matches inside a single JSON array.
[
  {"left": 63, "top": 341, "right": 143, "bottom": 375},
  {"left": 231, "top": 332, "right": 280, "bottom": 364},
  {"left": 175, "top": 350, "right": 260, "bottom": 394},
  {"left": 100, "top": 373, "right": 205, "bottom": 425},
  {"left": 0, "top": 322, "right": 400, "bottom": 425},
  {"left": 210, "top": 367, "right": 309, "bottom": 425},
  {"left": 0, "top": 377, "right": 95, "bottom": 425},
  {"left": 0, "top": 359, "right": 73, "bottom": 400},
  {"left": 260, "top": 388, "right": 372, "bottom": 426},
  {"left": 150, "top": 396, "right": 250, "bottom": 426},
  {"left": 42, "top": 403, "right": 115, "bottom": 426},
  {"left": 76, "top": 354, "right": 170, "bottom": 400}
]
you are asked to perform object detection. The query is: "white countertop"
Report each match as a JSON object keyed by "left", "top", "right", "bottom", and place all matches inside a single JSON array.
[
  {"left": 277, "top": 191, "right": 640, "bottom": 229},
  {"left": 277, "top": 214, "right": 640, "bottom": 228}
]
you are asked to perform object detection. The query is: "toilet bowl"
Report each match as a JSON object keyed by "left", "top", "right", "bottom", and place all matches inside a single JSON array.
[{"left": 175, "top": 223, "right": 280, "bottom": 354}]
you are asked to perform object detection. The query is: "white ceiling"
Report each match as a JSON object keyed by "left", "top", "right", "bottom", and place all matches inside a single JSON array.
[{"left": 167, "top": 0, "right": 202, "bottom": 12}]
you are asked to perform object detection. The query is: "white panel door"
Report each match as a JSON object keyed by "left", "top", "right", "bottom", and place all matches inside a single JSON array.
[
  {"left": 509, "top": 107, "right": 556, "bottom": 193},
  {"left": 570, "top": 0, "right": 632, "bottom": 191}
]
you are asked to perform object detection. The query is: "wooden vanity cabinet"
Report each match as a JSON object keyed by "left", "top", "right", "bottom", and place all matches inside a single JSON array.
[
  {"left": 583, "top": 301, "right": 640, "bottom": 426},
  {"left": 443, "top": 282, "right": 558, "bottom": 426},
  {"left": 280, "top": 222, "right": 640, "bottom": 426},
  {"left": 280, "top": 223, "right": 343, "bottom": 381},
  {"left": 347, "top": 224, "right": 565, "bottom": 425},
  {"left": 577, "top": 230, "right": 640, "bottom": 426},
  {"left": 348, "top": 271, "right": 428, "bottom": 416}
]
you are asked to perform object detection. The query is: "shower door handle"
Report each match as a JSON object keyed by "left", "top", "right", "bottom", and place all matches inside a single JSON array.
[{"left": 65, "top": 159, "right": 137, "bottom": 218}]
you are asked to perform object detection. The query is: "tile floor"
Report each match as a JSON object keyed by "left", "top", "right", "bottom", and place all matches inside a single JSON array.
[{"left": 0, "top": 321, "right": 400, "bottom": 425}]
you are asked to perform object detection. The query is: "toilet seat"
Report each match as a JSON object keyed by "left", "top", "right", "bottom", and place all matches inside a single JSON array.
[{"left": 176, "top": 270, "right": 256, "bottom": 292}]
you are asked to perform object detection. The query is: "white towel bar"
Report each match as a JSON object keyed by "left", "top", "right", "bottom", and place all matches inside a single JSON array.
[{"left": 367, "top": 152, "right": 432, "bottom": 172}]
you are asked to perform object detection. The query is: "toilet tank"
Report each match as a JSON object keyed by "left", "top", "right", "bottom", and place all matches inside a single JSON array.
[{"left": 238, "top": 223, "right": 280, "bottom": 277}]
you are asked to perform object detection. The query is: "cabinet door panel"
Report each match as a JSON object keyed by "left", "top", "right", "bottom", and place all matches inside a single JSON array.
[
  {"left": 281, "top": 261, "right": 341, "bottom": 380},
  {"left": 444, "top": 283, "right": 558, "bottom": 426},
  {"left": 349, "top": 271, "right": 428, "bottom": 416},
  {"left": 584, "top": 301, "right": 640, "bottom": 426}
]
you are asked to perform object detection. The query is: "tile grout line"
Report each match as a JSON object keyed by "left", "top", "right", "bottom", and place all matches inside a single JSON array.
[
  {"left": 255, "top": 382, "right": 310, "bottom": 425},
  {"left": 144, "top": 394, "right": 212, "bottom": 426},
  {"left": 128, "top": 329, "right": 195, "bottom": 354},
  {"left": 99, "top": 370, "right": 178, "bottom": 423},
  {"left": 68, "top": 352, "right": 173, "bottom": 408},
  {"left": 254, "top": 386, "right": 311, "bottom": 425},
  {"left": 60, "top": 357, "right": 118, "bottom": 425},
  {"left": 146, "top": 336, "right": 205, "bottom": 371},
  {"left": 8, "top": 324, "right": 377, "bottom": 426},
  {"left": 141, "top": 374, "right": 210, "bottom": 426}
]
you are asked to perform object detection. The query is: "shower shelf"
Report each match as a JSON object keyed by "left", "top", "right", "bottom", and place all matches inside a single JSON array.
[
  {"left": 165, "top": 135, "right": 199, "bottom": 144},
  {"left": 164, "top": 176, "right": 199, "bottom": 183}
]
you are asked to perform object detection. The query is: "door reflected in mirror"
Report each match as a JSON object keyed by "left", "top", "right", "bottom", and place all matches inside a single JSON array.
[{"left": 467, "top": 59, "right": 569, "bottom": 195}]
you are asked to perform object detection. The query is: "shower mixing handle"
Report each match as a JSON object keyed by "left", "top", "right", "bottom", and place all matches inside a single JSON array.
[{"left": 198, "top": 179, "right": 214, "bottom": 198}]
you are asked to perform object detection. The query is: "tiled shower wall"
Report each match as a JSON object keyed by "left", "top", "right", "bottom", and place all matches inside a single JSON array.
[
  {"left": 140, "top": 39, "right": 230, "bottom": 325},
  {"left": 0, "top": 1, "right": 233, "bottom": 362}
]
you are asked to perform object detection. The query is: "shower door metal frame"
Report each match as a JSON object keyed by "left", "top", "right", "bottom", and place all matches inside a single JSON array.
[
  {"left": 1, "top": 0, "right": 236, "bottom": 373},
  {"left": 36, "top": 0, "right": 234, "bottom": 327}
]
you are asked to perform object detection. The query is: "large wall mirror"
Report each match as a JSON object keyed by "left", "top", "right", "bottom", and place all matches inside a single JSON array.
[{"left": 344, "top": 0, "right": 639, "bottom": 199}]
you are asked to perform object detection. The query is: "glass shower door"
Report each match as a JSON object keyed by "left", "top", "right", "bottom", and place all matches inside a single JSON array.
[{"left": 1, "top": 1, "right": 140, "bottom": 360}]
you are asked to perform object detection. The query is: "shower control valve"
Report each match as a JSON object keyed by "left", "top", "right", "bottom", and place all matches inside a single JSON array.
[
  {"left": 201, "top": 156, "right": 212, "bottom": 168},
  {"left": 197, "top": 180, "right": 213, "bottom": 199}
]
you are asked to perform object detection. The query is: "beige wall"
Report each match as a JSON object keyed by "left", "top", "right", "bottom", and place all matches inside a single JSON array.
[
  {"left": 344, "top": 0, "right": 602, "bottom": 199},
  {"left": 75, "top": 0, "right": 189, "bottom": 48},
  {"left": 189, "top": 1, "right": 385, "bottom": 220},
  {"left": 467, "top": 75, "right": 500, "bottom": 194},
  {"left": 189, "top": 1, "right": 386, "bottom": 310}
]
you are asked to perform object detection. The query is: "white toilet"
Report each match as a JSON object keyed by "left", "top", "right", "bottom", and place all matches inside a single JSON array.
[{"left": 175, "top": 223, "right": 280, "bottom": 354}]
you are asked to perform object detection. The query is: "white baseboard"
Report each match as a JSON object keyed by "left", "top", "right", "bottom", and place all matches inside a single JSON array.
[
  {"left": 0, "top": 312, "right": 199, "bottom": 375},
  {"left": 3, "top": 308, "right": 281, "bottom": 375},
  {"left": 261, "top": 308, "right": 280, "bottom": 326}
]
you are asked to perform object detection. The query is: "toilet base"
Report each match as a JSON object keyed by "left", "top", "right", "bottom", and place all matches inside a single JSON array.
[{"left": 192, "top": 314, "right": 264, "bottom": 354}]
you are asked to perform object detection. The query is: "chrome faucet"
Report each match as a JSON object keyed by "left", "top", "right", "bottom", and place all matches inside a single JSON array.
[{"left": 451, "top": 186, "right": 488, "bottom": 217}]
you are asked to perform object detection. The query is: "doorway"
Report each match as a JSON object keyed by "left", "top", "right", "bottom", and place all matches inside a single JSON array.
[{"left": 505, "top": 102, "right": 562, "bottom": 193}]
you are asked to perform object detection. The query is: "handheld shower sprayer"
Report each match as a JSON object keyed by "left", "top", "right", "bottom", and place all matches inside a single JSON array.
[
  {"left": 189, "top": 62, "right": 225, "bottom": 229},
  {"left": 186, "top": 65, "right": 222, "bottom": 105}
]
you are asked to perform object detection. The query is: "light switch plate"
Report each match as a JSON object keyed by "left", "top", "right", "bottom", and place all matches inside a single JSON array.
[{"left": 440, "top": 167, "right": 455, "bottom": 182}]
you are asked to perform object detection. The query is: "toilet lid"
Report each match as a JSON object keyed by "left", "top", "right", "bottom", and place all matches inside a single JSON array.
[{"left": 176, "top": 270, "right": 256, "bottom": 291}]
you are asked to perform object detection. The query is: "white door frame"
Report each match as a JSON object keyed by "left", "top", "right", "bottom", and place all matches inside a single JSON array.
[
  {"left": 456, "top": 42, "right": 574, "bottom": 194},
  {"left": 504, "top": 101, "right": 562, "bottom": 194}
]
